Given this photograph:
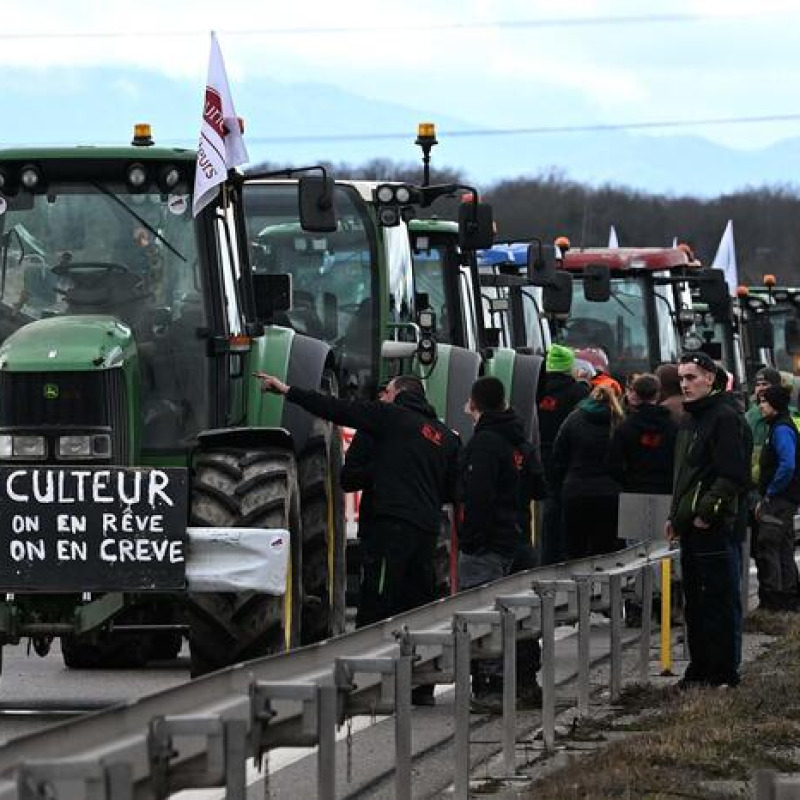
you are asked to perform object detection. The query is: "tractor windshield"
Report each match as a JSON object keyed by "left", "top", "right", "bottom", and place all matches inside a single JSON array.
[
  {"left": 0, "top": 182, "right": 209, "bottom": 449},
  {"left": 243, "top": 183, "right": 378, "bottom": 390},
  {"left": 560, "top": 276, "right": 649, "bottom": 379}
]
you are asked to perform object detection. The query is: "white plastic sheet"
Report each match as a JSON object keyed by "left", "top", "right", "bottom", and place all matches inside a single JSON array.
[{"left": 186, "top": 527, "right": 289, "bottom": 594}]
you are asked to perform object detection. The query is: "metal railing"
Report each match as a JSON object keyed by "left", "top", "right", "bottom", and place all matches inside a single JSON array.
[{"left": 0, "top": 540, "right": 678, "bottom": 800}]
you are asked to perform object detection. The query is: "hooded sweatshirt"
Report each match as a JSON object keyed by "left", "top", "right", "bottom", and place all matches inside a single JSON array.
[
  {"left": 458, "top": 408, "right": 546, "bottom": 556},
  {"left": 550, "top": 398, "right": 622, "bottom": 499},
  {"left": 537, "top": 372, "right": 590, "bottom": 478},
  {"left": 286, "top": 386, "right": 461, "bottom": 533},
  {"left": 608, "top": 403, "right": 677, "bottom": 493}
]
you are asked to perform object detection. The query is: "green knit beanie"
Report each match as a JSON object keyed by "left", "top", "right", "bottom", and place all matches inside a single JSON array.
[{"left": 546, "top": 344, "right": 575, "bottom": 373}]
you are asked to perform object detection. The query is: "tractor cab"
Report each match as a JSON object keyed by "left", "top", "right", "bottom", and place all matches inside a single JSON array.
[{"left": 553, "top": 246, "right": 691, "bottom": 380}]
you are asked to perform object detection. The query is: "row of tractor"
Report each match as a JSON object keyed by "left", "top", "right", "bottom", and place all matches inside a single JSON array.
[{"left": 0, "top": 123, "right": 795, "bottom": 681}]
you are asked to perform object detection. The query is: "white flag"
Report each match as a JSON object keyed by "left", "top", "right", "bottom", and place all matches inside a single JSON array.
[
  {"left": 711, "top": 219, "right": 738, "bottom": 295},
  {"left": 192, "top": 32, "right": 249, "bottom": 217},
  {"left": 608, "top": 225, "right": 619, "bottom": 248}
]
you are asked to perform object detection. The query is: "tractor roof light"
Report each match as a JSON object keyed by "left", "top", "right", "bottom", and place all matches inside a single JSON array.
[
  {"left": 763, "top": 273, "right": 777, "bottom": 288},
  {"left": 132, "top": 123, "right": 154, "bottom": 147},
  {"left": 415, "top": 122, "right": 438, "bottom": 147},
  {"left": 395, "top": 185, "right": 412, "bottom": 205},
  {"left": 736, "top": 285, "right": 749, "bottom": 298},
  {"left": 127, "top": 163, "right": 148, "bottom": 191},
  {"left": 0, "top": 168, "right": 7, "bottom": 191},
  {"left": 555, "top": 235, "right": 571, "bottom": 252},
  {"left": 20, "top": 164, "right": 41, "bottom": 192}
]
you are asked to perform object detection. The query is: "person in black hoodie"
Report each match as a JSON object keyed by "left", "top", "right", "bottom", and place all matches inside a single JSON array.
[
  {"left": 755, "top": 384, "right": 800, "bottom": 611},
  {"left": 608, "top": 373, "right": 676, "bottom": 495},
  {"left": 538, "top": 344, "right": 590, "bottom": 563},
  {"left": 666, "top": 351, "right": 750, "bottom": 688},
  {"left": 458, "top": 376, "right": 547, "bottom": 710},
  {"left": 256, "top": 373, "right": 461, "bottom": 628},
  {"left": 551, "top": 383, "right": 625, "bottom": 558}
]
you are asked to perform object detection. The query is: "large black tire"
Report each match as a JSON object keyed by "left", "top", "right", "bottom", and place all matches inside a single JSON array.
[
  {"left": 299, "top": 417, "right": 346, "bottom": 644},
  {"left": 186, "top": 446, "right": 302, "bottom": 678}
]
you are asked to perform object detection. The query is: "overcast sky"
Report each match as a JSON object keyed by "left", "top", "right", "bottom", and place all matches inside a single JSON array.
[{"left": 3, "top": 0, "right": 800, "bottom": 153}]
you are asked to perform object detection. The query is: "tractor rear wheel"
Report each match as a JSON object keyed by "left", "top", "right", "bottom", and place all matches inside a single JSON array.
[
  {"left": 299, "top": 418, "right": 346, "bottom": 644},
  {"left": 186, "top": 445, "right": 301, "bottom": 677}
]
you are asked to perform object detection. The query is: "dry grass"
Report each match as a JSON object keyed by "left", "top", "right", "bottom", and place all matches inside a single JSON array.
[{"left": 525, "top": 611, "right": 800, "bottom": 799}]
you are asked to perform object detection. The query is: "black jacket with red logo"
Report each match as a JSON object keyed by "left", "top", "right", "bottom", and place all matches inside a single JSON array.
[
  {"left": 607, "top": 403, "right": 677, "bottom": 494},
  {"left": 286, "top": 386, "right": 460, "bottom": 534},
  {"left": 537, "top": 373, "right": 590, "bottom": 480},
  {"left": 458, "top": 409, "right": 547, "bottom": 556}
]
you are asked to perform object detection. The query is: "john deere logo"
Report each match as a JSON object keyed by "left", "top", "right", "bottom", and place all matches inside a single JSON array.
[{"left": 43, "top": 384, "right": 59, "bottom": 400}]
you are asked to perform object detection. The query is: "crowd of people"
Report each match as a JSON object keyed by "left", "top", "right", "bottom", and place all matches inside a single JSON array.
[{"left": 254, "top": 344, "right": 800, "bottom": 706}]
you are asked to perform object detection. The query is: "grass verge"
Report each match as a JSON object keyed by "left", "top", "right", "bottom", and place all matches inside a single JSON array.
[{"left": 525, "top": 610, "right": 800, "bottom": 799}]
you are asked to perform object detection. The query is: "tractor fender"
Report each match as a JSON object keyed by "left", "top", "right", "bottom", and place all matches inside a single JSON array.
[
  {"left": 197, "top": 426, "right": 294, "bottom": 452},
  {"left": 422, "top": 343, "right": 482, "bottom": 443},
  {"left": 248, "top": 328, "right": 333, "bottom": 454},
  {"left": 484, "top": 348, "right": 544, "bottom": 445}
]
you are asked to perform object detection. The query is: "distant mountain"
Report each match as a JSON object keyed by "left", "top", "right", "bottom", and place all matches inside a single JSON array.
[{"left": 1, "top": 66, "right": 798, "bottom": 198}]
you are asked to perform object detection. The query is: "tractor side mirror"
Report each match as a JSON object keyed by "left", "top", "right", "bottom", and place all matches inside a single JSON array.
[
  {"left": 542, "top": 271, "right": 573, "bottom": 316},
  {"left": 786, "top": 318, "right": 800, "bottom": 355},
  {"left": 583, "top": 263, "right": 611, "bottom": 302},
  {"left": 526, "top": 243, "right": 557, "bottom": 286},
  {"left": 299, "top": 176, "right": 337, "bottom": 233},
  {"left": 698, "top": 268, "right": 729, "bottom": 307},
  {"left": 458, "top": 202, "right": 494, "bottom": 251},
  {"left": 252, "top": 272, "right": 292, "bottom": 322},
  {"left": 749, "top": 315, "right": 774, "bottom": 351}
]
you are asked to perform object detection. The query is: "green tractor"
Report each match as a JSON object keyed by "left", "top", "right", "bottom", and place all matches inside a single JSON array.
[{"left": 0, "top": 127, "right": 347, "bottom": 676}]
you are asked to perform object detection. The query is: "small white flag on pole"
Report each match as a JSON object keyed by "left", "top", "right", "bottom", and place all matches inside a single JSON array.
[
  {"left": 711, "top": 219, "right": 738, "bottom": 295},
  {"left": 608, "top": 225, "right": 619, "bottom": 248},
  {"left": 671, "top": 236, "right": 678, "bottom": 248},
  {"left": 192, "top": 32, "right": 249, "bottom": 217}
]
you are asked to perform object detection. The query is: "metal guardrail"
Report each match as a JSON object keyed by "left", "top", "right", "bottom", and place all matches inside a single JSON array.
[
  {"left": 755, "top": 769, "right": 800, "bottom": 799},
  {"left": 0, "top": 541, "right": 678, "bottom": 800}
]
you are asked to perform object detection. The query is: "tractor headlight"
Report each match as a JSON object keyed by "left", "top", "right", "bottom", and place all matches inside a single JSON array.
[
  {"left": 395, "top": 185, "right": 412, "bottom": 204},
  {"left": 378, "top": 206, "right": 400, "bottom": 227},
  {"left": 159, "top": 164, "right": 181, "bottom": 192},
  {"left": 127, "top": 163, "right": 148, "bottom": 191},
  {"left": 57, "top": 434, "right": 111, "bottom": 460},
  {"left": 20, "top": 165, "right": 41, "bottom": 191},
  {"left": 0, "top": 434, "right": 46, "bottom": 460},
  {"left": 376, "top": 184, "right": 395, "bottom": 204}
]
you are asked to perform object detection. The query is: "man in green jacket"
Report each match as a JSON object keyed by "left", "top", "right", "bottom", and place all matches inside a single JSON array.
[{"left": 666, "top": 352, "right": 750, "bottom": 688}]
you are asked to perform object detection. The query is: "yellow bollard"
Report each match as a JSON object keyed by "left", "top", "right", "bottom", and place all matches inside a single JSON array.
[{"left": 660, "top": 558, "right": 673, "bottom": 675}]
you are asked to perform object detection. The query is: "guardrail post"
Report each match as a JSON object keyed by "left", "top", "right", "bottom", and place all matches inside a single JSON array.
[
  {"left": 499, "top": 604, "right": 517, "bottom": 777},
  {"left": 609, "top": 573, "right": 623, "bottom": 702},
  {"left": 148, "top": 715, "right": 247, "bottom": 799},
  {"left": 639, "top": 563, "right": 654, "bottom": 685},
  {"left": 754, "top": 768, "right": 777, "bottom": 800},
  {"left": 575, "top": 575, "right": 592, "bottom": 716},
  {"left": 534, "top": 581, "right": 557, "bottom": 752},
  {"left": 660, "top": 558, "right": 674, "bottom": 675},
  {"left": 395, "top": 632, "right": 414, "bottom": 800},
  {"left": 317, "top": 684, "right": 338, "bottom": 800},
  {"left": 453, "top": 615, "right": 472, "bottom": 800}
]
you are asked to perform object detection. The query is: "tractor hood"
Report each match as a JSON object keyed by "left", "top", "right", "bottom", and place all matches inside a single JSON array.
[{"left": 0, "top": 316, "right": 136, "bottom": 372}]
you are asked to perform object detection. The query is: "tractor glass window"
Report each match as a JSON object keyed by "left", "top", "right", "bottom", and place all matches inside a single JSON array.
[
  {"left": 520, "top": 286, "right": 548, "bottom": 354},
  {"left": 0, "top": 181, "right": 209, "bottom": 451},
  {"left": 653, "top": 279, "right": 681, "bottom": 363},
  {"left": 243, "top": 183, "right": 378, "bottom": 393},
  {"left": 410, "top": 237, "right": 458, "bottom": 344},
  {"left": 561, "top": 276, "right": 649, "bottom": 378}
]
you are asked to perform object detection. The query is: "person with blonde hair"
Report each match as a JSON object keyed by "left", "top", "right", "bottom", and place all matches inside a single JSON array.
[{"left": 551, "top": 382, "right": 624, "bottom": 558}]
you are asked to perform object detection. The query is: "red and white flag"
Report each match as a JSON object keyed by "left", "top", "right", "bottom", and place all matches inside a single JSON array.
[{"left": 192, "top": 32, "right": 249, "bottom": 217}]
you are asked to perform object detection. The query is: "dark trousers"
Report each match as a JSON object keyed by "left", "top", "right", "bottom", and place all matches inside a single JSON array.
[
  {"left": 541, "top": 495, "right": 567, "bottom": 565},
  {"left": 755, "top": 496, "right": 799, "bottom": 610},
  {"left": 680, "top": 526, "right": 741, "bottom": 686},
  {"left": 459, "top": 542, "right": 541, "bottom": 693},
  {"left": 356, "top": 517, "right": 437, "bottom": 627},
  {"left": 564, "top": 495, "right": 621, "bottom": 559}
]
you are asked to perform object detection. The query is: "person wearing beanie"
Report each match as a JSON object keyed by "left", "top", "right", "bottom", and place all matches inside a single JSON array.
[
  {"left": 755, "top": 384, "right": 800, "bottom": 611},
  {"left": 545, "top": 343, "right": 576, "bottom": 374},
  {"left": 666, "top": 352, "right": 750, "bottom": 688},
  {"left": 746, "top": 367, "right": 787, "bottom": 486},
  {"left": 538, "top": 344, "right": 589, "bottom": 564}
]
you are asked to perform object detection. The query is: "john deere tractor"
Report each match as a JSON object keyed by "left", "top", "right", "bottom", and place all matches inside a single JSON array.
[{"left": 0, "top": 126, "right": 346, "bottom": 677}]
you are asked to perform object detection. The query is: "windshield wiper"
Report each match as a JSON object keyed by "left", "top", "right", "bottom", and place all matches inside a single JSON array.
[
  {"left": 89, "top": 181, "right": 186, "bottom": 262},
  {"left": 610, "top": 290, "right": 635, "bottom": 317}
]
